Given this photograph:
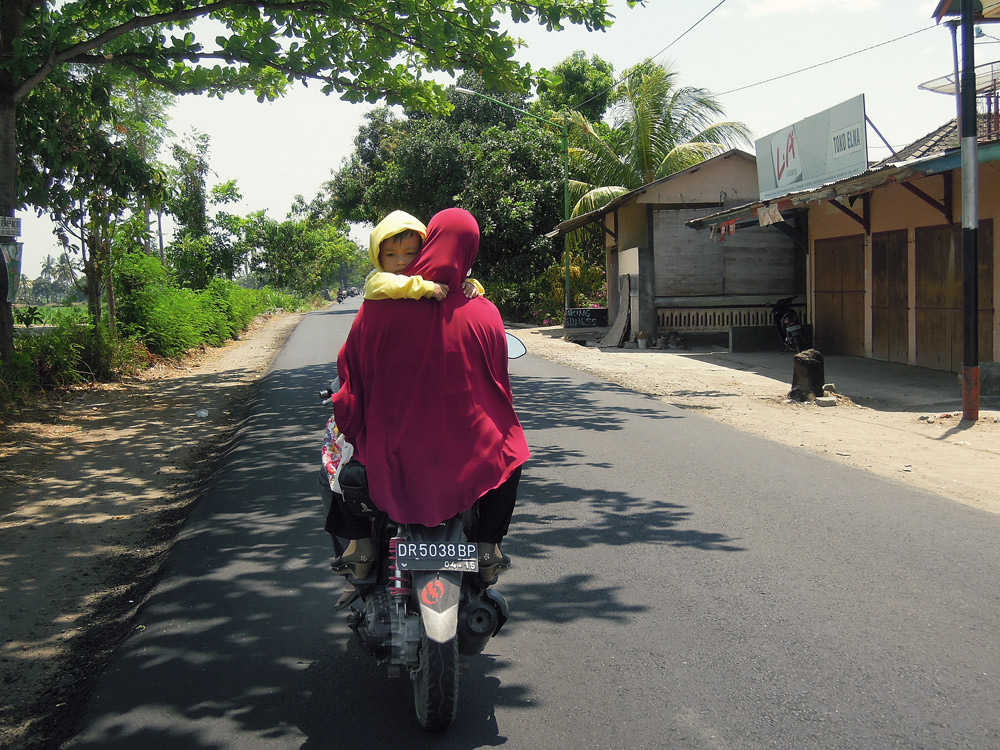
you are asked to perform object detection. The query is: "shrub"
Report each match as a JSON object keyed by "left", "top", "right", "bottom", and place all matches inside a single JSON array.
[
  {"left": 0, "top": 349, "right": 38, "bottom": 408},
  {"left": 75, "top": 324, "right": 150, "bottom": 381},
  {"left": 13, "top": 306, "right": 43, "bottom": 327},
  {"left": 1, "top": 254, "right": 308, "bottom": 412},
  {"left": 115, "top": 252, "right": 214, "bottom": 356},
  {"left": 515, "top": 254, "right": 607, "bottom": 325},
  {"left": 0, "top": 314, "right": 152, "bottom": 410},
  {"left": 256, "top": 287, "right": 301, "bottom": 312},
  {"left": 488, "top": 276, "right": 549, "bottom": 323}
]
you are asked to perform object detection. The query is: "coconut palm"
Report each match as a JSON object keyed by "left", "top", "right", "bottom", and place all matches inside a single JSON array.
[
  {"left": 39, "top": 254, "right": 58, "bottom": 282},
  {"left": 54, "top": 253, "right": 78, "bottom": 285},
  {"left": 566, "top": 59, "right": 752, "bottom": 216}
]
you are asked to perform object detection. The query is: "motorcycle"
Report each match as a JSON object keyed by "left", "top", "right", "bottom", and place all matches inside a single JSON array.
[
  {"left": 318, "top": 332, "right": 526, "bottom": 731},
  {"left": 771, "top": 295, "right": 805, "bottom": 353}
]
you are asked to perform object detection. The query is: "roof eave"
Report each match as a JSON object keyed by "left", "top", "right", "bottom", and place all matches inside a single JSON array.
[
  {"left": 685, "top": 139, "right": 1000, "bottom": 230},
  {"left": 544, "top": 148, "right": 757, "bottom": 239}
]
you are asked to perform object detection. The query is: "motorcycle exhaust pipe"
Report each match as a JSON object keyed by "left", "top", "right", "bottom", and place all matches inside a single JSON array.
[
  {"left": 458, "top": 600, "right": 499, "bottom": 656},
  {"left": 457, "top": 589, "right": 509, "bottom": 656}
]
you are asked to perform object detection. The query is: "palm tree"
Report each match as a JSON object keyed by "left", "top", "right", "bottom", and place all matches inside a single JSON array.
[
  {"left": 566, "top": 60, "right": 752, "bottom": 216},
  {"left": 39, "top": 254, "right": 58, "bottom": 282},
  {"left": 54, "top": 253, "right": 77, "bottom": 285}
]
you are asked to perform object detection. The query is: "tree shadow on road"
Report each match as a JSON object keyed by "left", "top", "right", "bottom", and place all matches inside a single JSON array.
[{"left": 62, "top": 359, "right": 741, "bottom": 749}]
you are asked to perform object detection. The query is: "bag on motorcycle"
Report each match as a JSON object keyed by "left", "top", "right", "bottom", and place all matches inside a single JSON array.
[{"left": 338, "top": 459, "right": 379, "bottom": 518}]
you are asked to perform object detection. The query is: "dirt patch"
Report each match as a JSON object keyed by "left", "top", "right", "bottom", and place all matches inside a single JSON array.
[
  {"left": 0, "top": 311, "right": 301, "bottom": 750},
  {"left": 1, "top": 312, "right": 998, "bottom": 748}
]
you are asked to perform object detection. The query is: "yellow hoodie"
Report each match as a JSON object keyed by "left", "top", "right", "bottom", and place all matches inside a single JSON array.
[{"left": 363, "top": 210, "right": 484, "bottom": 300}]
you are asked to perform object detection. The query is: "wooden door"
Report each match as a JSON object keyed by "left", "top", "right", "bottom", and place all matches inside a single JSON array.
[
  {"left": 914, "top": 221, "right": 994, "bottom": 371},
  {"left": 813, "top": 235, "right": 866, "bottom": 356},
  {"left": 872, "top": 230, "right": 908, "bottom": 363}
]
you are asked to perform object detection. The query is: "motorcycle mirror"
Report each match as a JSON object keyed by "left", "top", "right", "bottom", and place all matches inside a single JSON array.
[{"left": 505, "top": 333, "right": 526, "bottom": 359}]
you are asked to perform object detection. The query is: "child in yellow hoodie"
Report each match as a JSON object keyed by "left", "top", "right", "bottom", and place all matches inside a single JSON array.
[
  {"left": 363, "top": 210, "right": 484, "bottom": 300},
  {"left": 322, "top": 210, "right": 483, "bottom": 609}
]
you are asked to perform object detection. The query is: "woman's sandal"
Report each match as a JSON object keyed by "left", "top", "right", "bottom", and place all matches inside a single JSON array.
[
  {"left": 335, "top": 580, "right": 360, "bottom": 610},
  {"left": 478, "top": 543, "right": 512, "bottom": 570},
  {"left": 478, "top": 543, "right": 511, "bottom": 585},
  {"left": 331, "top": 537, "right": 375, "bottom": 574}
]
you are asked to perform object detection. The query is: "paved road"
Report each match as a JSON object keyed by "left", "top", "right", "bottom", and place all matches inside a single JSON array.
[{"left": 67, "top": 302, "right": 1000, "bottom": 749}]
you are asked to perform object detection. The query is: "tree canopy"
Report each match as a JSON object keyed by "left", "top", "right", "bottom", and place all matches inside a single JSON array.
[
  {"left": 535, "top": 50, "right": 615, "bottom": 122},
  {"left": 317, "top": 74, "right": 566, "bottom": 314},
  {"left": 0, "top": 0, "right": 627, "bottom": 361},
  {"left": 568, "top": 59, "right": 752, "bottom": 216}
]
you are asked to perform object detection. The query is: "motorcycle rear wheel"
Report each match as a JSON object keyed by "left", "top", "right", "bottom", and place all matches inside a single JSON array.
[{"left": 413, "top": 625, "right": 459, "bottom": 731}]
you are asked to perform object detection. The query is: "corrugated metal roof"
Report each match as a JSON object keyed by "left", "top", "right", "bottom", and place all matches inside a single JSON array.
[{"left": 875, "top": 120, "right": 958, "bottom": 165}]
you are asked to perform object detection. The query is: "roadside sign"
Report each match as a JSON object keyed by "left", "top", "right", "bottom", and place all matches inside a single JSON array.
[
  {"left": 0, "top": 216, "right": 22, "bottom": 237},
  {"left": 1, "top": 242, "right": 22, "bottom": 302}
]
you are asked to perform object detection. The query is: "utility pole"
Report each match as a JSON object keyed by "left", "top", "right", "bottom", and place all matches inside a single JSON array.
[{"left": 960, "top": 0, "right": 980, "bottom": 421}]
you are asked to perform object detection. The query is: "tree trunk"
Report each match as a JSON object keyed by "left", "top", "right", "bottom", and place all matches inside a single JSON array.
[
  {"left": 157, "top": 208, "right": 164, "bottom": 263},
  {"left": 789, "top": 348, "right": 826, "bottom": 402},
  {"left": 103, "top": 241, "right": 116, "bottom": 337},
  {"left": 83, "top": 234, "right": 102, "bottom": 326},
  {"left": 0, "top": 89, "right": 17, "bottom": 363},
  {"left": 105, "top": 270, "right": 116, "bottom": 336}
]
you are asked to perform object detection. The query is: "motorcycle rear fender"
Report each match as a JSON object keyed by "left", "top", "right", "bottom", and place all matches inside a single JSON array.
[
  {"left": 413, "top": 571, "right": 462, "bottom": 644},
  {"left": 405, "top": 518, "right": 466, "bottom": 644}
]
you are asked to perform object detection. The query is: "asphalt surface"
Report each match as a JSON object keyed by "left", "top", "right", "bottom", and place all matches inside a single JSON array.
[{"left": 65, "top": 300, "right": 1000, "bottom": 749}]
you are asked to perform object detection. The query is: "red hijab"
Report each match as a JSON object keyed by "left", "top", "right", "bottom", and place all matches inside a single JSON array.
[{"left": 331, "top": 208, "right": 530, "bottom": 525}]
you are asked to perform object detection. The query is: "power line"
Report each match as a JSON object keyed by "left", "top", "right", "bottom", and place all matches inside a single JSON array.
[
  {"left": 573, "top": 0, "right": 730, "bottom": 111},
  {"left": 648, "top": 0, "right": 730, "bottom": 61},
  {"left": 717, "top": 26, "right": 938, "bottom": 97}
]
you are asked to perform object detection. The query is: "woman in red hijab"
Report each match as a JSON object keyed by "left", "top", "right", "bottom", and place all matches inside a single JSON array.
[{"left": 329, "top": 207, "right": 530, "bottom": 587}]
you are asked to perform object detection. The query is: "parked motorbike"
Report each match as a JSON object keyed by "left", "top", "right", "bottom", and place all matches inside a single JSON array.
[
  {"left": 318, "top": 332, "right": 526, "bottom": 731},
  {"left": 771, "top": 295, "right": 805, "bottom": 352}
]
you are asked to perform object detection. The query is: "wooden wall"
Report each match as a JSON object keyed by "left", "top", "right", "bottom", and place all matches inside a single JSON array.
[
  {"left": 652, "top": 208, "right": 796, "bottom": 298},
  {"left": 807, "top": 167, "right": 999, "bottom": 370}
]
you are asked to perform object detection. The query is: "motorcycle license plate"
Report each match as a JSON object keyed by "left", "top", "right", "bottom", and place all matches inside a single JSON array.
[
  {"left": 786, "top": 324, "right": 801, "bottom": 333},
  {"left": 396, "top": 541, "right": 479, "bottom": 572}
]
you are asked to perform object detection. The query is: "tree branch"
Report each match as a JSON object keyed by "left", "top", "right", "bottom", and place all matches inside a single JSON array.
[
  {"left": 13, "top": 0, "right": 334, "bottom": 101},
  {"left": 66, "top": 51, "right": 345, "bottom": 92}
]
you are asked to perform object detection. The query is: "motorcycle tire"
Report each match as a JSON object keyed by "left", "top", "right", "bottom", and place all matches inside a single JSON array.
[
  {"left": 790, "top": 332, "right": 805, "bottom": 353},
  {"left": 413, "top": 625, "right": 459, "bottom": 731}
]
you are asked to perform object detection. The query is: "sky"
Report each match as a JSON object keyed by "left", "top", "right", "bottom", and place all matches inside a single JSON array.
[{"left": 16, "top": 0, "right": 980, "bottom": 278}]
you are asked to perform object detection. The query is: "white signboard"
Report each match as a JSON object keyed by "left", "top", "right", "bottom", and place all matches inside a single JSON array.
[
  {"left": 0, "top": 216, "right": 21, "bottom": 237},
  {"left": 755, "top": 95, "right": 868, "bottom": 201}
]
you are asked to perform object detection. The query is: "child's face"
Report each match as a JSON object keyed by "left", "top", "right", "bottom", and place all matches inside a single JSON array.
[{"left": 378, "top": 234, "right": 421, "bottom": 273}]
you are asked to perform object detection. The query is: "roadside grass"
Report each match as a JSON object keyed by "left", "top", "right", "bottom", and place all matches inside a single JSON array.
[{"left": 2, "top": 263, "right": 316, "bottom": 414}]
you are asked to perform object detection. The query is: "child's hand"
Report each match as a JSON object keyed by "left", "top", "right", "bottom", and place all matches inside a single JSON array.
[
  {"left": 432, "top": 283, "right": 450, "bottom": 301},
  {"left": 463, "top": 280, "right": 480, "bottom": 299}
]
